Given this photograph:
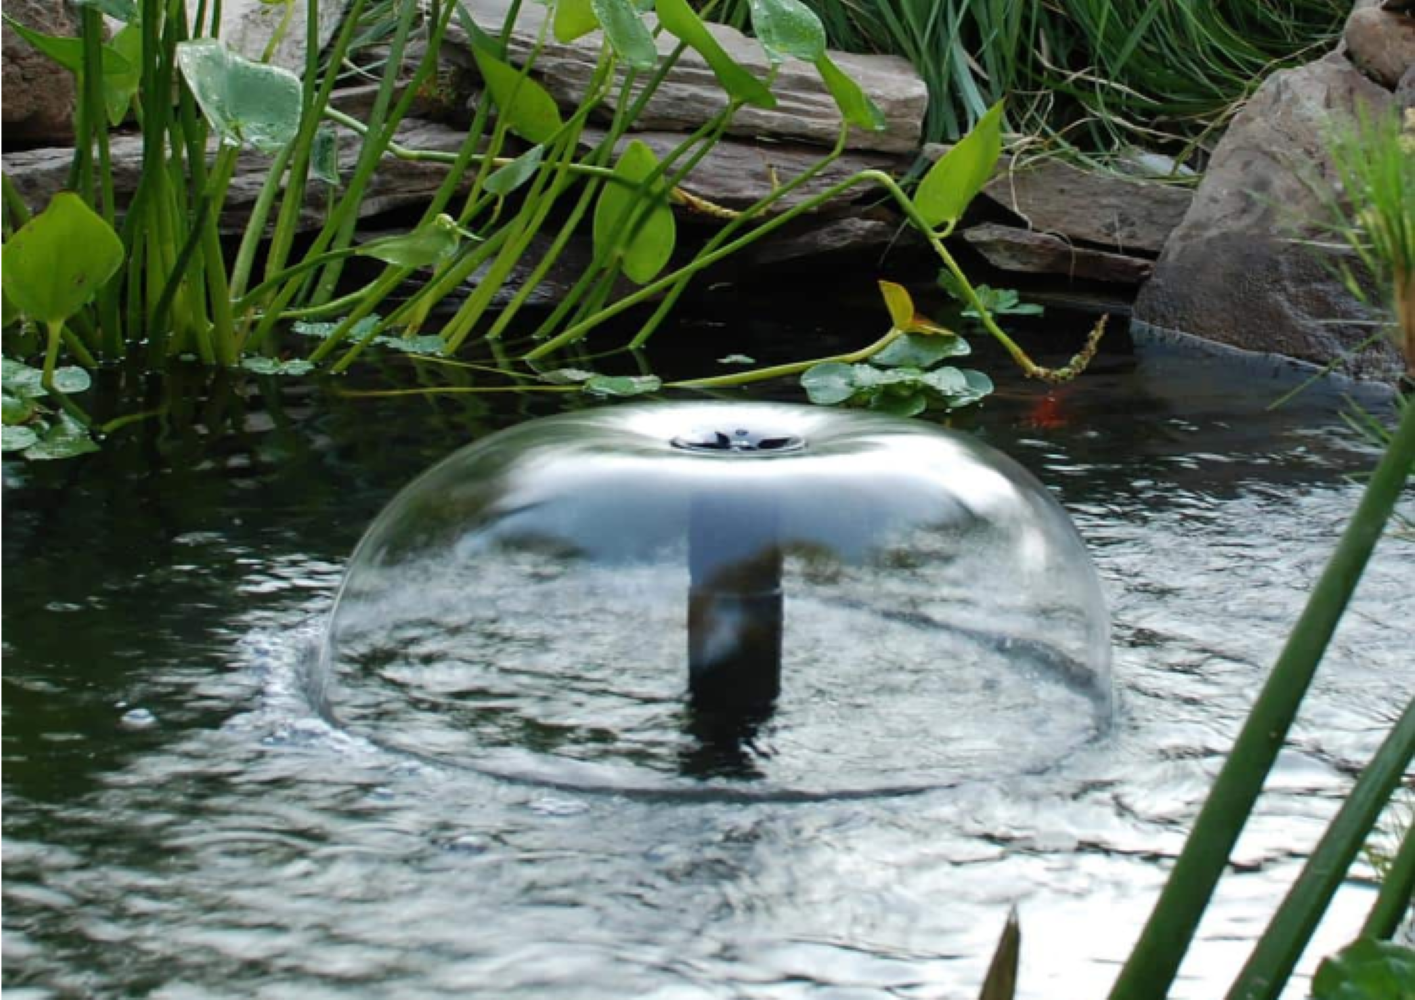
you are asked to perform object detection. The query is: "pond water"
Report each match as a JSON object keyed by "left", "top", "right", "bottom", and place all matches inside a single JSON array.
[{"left": 4, "top": 304, "right": 1412, "bottom": 999}]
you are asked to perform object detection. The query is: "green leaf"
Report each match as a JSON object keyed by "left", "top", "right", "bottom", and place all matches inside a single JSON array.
[
  {"left": 961, "top": 368, "right": 994, "bottom": 397},
  {"left": 2, "top": 392, "right": 37, "bottom": 425},
  {"left": 2, "top": 359, "right": 46, "bottom": 398},
  {"left": 2, "top": 193, "right": 124, "bottom": 325},
  {"left": 593, "top": 140, "right": 676, "bottom": 284},
  {"left": 583, "top": 373, "right": 661, "bottom": 397},
  {"left": 485, "top": 144, "right": 545, "bottom": 196},
  {"left": 745, "top": 0, "right": 825, "bottom": 64},
  {"left": 1313, "top": 939, "right": 1415, "bottom": 1000},
  {"left": 241, "top": 357, "right": 315, "bottom": 376},
  {"left": 2, "top": 424, "right": 39, "bottom": 452},
  {"left": 874, "top": 333, "right": 969, "bottom": 368},
  {"left": 813, "top": 54, "right": 885, "bottom": 131},
  {"left": 800, "top": 361, "right": 857, "bottom": 405},
  {"left": 915, "top": 100, "right": 1004, "bottom": 230},
  {"left": 655, "top": 0, "right": 775, "bottom": 108},
  {"left": 963, "top": 284, "right": 1044, "bottom": 318},
  {"left": 1, "top": 16, "right": 132, "bottom": 76},
  {"left": 24, "top": 412, "right": 99, "bottom": 460},
  {"left": 292, "top": 316, "right": 381, "bottom": 341},
  {"left": 920, "top": 366, "right": 968, "bottom": 395},
  {"left": 869, "top": 391, "right": 926, "bottom": 417},
  {"left": 471, "top": 46, "right": 564, "bottom": 144},
  {"left": 591, "top": 0, "right": 657, "bottom": 70},
  {"left": 378, "top": 334, "right": 446, "bottom": 355},
  {"left": 554, "top": 0, "right": 600, "bottom": 42},
  {"left": 356, "top": 216, "right": 462, "bottom": 268},
  {"left": 176, "top": 39, "right": 303, "bottom": 154},
  {"left": 311, "top": 124, "right": 341, "bottom": 185},
  {"left": 102, "top": 23, "right": 142, "bottom": 125},
  {"left": 717, "top": 354, "right": 755, "bottom": 365},
  {"left": 72, "top": 0, "right": 137, "bottom": 21},
  {"left": 540, "top": 368, "right": 596, "bottom": 384}
]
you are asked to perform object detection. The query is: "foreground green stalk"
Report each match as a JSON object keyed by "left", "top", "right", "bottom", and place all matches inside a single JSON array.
[
  {"left": 1108, "top": 399, "right": 1415, "bottom": 1000},
  {"left": 668, "top": 325, "right": 906, "bottom": 389},
  {"left": 1228, "top": 695, "right": 1415, "bottom": 1000},
  {"left": 1362, "top": 804, "right": 1415, "bottom": 940}
]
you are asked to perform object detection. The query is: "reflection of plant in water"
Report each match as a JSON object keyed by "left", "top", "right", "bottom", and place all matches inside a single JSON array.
[{"left": 1, "top": 0, "right": 1105, "bottom": 458}]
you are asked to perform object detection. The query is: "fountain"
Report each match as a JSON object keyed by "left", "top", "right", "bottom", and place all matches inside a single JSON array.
[{"left": 316, "top": 402, "right": 1112, "bottom": 793}]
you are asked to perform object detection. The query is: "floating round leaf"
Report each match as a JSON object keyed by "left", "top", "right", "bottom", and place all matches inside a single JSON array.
[{"left": 23, "top": 413, "right": 99, "bottom": 460}]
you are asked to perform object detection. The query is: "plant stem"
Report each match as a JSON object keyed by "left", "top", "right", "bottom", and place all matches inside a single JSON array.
[
  {"left": 1361, "top": 800, "right": 1415, "bottom": 941},
  {"left": 1108, "top": 397, "right": 1415, "bottom": 1000},
  {"left": 41, "top": 322, "right": 91, "bottom": 426},
  {"left": 668, "top": 325, "right": 904, "bottom": 389}
]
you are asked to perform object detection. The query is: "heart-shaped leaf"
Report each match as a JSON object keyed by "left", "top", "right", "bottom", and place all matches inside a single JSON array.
[
  {"left": 357, "top": 216, "right": 464, "bottom": 268},
  {"left": 1313, "top": 939, "right": 1415, "bottom": 1000},
  {"left": 591, "top": 0, "right": 657, "bottom": 70},
  {"left": 485, "top": 144, "right": 545, "bottom": 196},
  {"left": 655, "top": 0, "right": 775, "bottom": 108},
  {"left": 554, "top": 0, "right": 600, "bottom": 42},
  {"left": 1, "top": 15, "right": 131, "bottom": 76},
  {"left": 176, "top": 39, "right": 303, "bottom": 154},
  {"left": 470, "top": 46, "right": 564, "bottom": 144},
  {"left": 3, "top": 392, "right": 37, "bottom": 425},
  {"left": 24, "top": 412, "right": 99, "bottom": 460},
  {"left": 2, "top": 193, "right": 124, "bottom": 325},
  {"left": 874, "top": 333, "right": 970, "bottom": 368},
  {"left": 800, "top": 361, "right": 857, "bottom": 405},
  {"left": 583, "top": 373, "right": 661, "bottom": 397},
  {"left": 813, "top": 53, "right": 884, "bottom": 131},
  {"left": 2, "top": 424, "right": 40, "bottom": 452},
  {"left": 915, "top": 100, "right": 1004, "bottom": 231},
  {"left": 921, "top": 366, "right": 968, "bottom": 395},
  {"left": 540, "top": 368, "right": 596, "bottom": 384},
  {"left": 746, "top": 0, "right": 825, "bottom": 64},
  {"left": 593, "top": 140, "right": 676, "bottom": 284}
]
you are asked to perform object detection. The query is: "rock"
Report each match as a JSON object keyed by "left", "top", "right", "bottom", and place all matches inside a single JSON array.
[
  {"left": 578, "top": 127, "right": 906, "bottom": 216},
  {"left": 3, "top": 119, "right": 473, "bottom": 232},
  {"left": 188, "top": 0, "right": 349, "bottom": 74},
  {"left": 1343, "top": 6, "right": 1415, "bottom": 89},
  {"left": 1134, "top": 53, "right": 1405, "bottom": 379},
  {"left": 982, "top": 161, "right": 1193, "bottom": 256},
  {"left": 2, "top": 0, "right": 80, "bottom": 145},
  {"left": 1398, "top": 59, "right": 1415, "bottom": 107},
  {"left": 445, "top": 0, "right": 926, "bottom": 153},
  {"left": 961, "top": 224, "right": 1154, "bottom": 285},
  {"left": 745, "top": 215, "right": 900, "bottom": 268}
]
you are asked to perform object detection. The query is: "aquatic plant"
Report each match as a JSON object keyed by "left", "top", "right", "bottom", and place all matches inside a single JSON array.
[
  {"left": 1, "top": 0, "right": 1100, "bottom": 454},
  {"left": 708, "top": 0, "right": 1346, "bottom": 156}
]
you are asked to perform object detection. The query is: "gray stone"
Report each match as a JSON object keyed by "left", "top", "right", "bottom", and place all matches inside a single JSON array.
[
  {"left": 187, "top": 0, "right": 349, "bottom": 74},
  {"left": 1134, "top": 53, "right": 1405, "bottom": 379},
  {"left": 962, "top": 224, "right": 1154, "bottom": 285},
  {"left": 2, "top": 118, "right": 473, "bottom": 232},
  {"left": 1343, "top": 6, "right": 1415, "bottom": 89},
  {"left": 577, "top": 127, "right": 906, "bottom": 216},
  {"left": 982, "top": 160, "right": 1193, "bottom": 256},
  {"left": 3, "top": 0, "right": 79, "bottom": 145},
  {"left": 445, "top": 0, "right": 926, "bottom": 153}
]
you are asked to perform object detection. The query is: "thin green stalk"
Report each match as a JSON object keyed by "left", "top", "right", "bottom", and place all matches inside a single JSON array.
[
  {"left": 1108, "top": 397, "right": 1415, "bottom": 1000},
  {"left": 229, "top": 142, "right": 295, "bottom": 301},
  {"left": 668, "top": 324, "right": 905, "bottom": 389},
  {"left": 198, "top": 147, "right": 241, "bottom": 365},
  {"left": 1362, "top": 816, "right": 1415, "bottom": 940},
  {"left": 1227, "top": 695, "right": 1415, "bottom": 1000},
  {"left": 41, "top": 322, "right": 91, "bottom": 426}
]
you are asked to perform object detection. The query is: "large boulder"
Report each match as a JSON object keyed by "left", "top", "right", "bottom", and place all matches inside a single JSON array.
[
  {"left": 1133, "top": 53, "right": 1405, "bottom": 379},
  {"left": 2, "top": 0, "right": 79, "bottom": 145},
  {"left": 445, "top": 0, "right": 927, "bottom": 154},
  {"left": 1343, "top": 3, "right": 1415, "bottom": 89}
]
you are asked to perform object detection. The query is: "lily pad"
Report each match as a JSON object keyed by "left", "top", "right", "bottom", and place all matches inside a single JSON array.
[
  {"left": 869, "top": 391, "right": 926, "bottom": 418},
  {"left": 874, "top": 333, "right": 969, "bottom": 368},
  {"left": 800, "top": 362, "right": 856, "bottom": 405},
  {"left": 24, "top": 413, "right": 99, "bottom": 460},
  {"left": 2, "top": 359, "right": 92, "bottom": 399},
  {"left": 2, "top": 392, "right": 38, "bottom": 425},
  {"left": 2, "top": 424, "right": 39, "bottom": 452},
  {"left": 583, "top": 374, "right": 662, "bottom": 397},
  {"left": 241, "top": 357, "right": 316, "bottom": 376},
  {"left": 540, "top": 368, "right": 596, "bottom": 384}
]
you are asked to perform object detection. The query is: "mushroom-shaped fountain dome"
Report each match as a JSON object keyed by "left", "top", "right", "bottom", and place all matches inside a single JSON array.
[{"left": 317, "top": 402, "right": 1111, "bottom": 796}]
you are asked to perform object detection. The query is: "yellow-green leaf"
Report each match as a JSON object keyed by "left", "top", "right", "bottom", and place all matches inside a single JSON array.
[
  {"left": 879, "top": 280, "right": 914, "bottom": 330},
  {"left": 553, "top": 0, "right": 599, "bottom": 42},
  {"left": 2, "top": 193, "right": 123, "bottom": 325},
  {"left": 915, "top": 100, "right": 1004, "bottom": 231},
  {"left": 655, "top": 0, "right": 775, "bottom": 109},
  {"left": 471, "top": 48, "right": 563, "bottom": 144},
  {"left": 593, "top": 140, "right": 676, "bottom": 285},
  {"left": 814, "top": 53, "right": 884, "bottom": 132}
]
